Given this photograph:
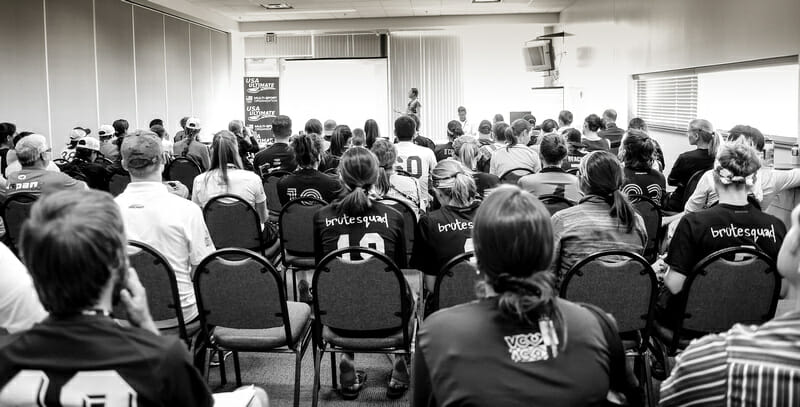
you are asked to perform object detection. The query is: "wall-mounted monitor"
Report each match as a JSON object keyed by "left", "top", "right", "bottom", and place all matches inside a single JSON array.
[{"left": 523, "top": 40, "right": 554, "bottom": 72}]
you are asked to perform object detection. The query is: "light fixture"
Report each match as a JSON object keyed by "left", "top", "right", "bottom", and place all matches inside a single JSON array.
[
  {"left": 261, "top": 3, "right": 293, "bottom": 10},
  {"left": 472, "top": 0, "right": 502, "bottom": 3}
]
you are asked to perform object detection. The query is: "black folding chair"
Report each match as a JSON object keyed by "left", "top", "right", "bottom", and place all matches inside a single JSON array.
[
  {"left": 426, "top": 252, "right": 478, "bottom": 318},
  {"left": 680, "top": 169, "right": 707, "bottom": 208},
  {"left": 629, "top": 194, "right": 663, "bottom": 263},
  {"left": 500, "top": 167, "right": 535, "bottom": 184},
  {"left": 0, "top": 192, "right": 38, "bottom": 253},
  {"left": 657, "top": 246, "right": 780, "bottom": 356},
  {"left": 378, "top": 196, "right": 417, "bottom": 262},
  {"left": 108, "top": 172, "right": 131, "bottom": 197},
  {"left": 165, "top": 157, "right": 202, "bottom": 195},
  {"left": 263, "top": 170, "right": 291, "bottom": 223},
  {"left": 122, "top": 240, "right": 197, "bottom": 347},
  {"left": 194, "top": 248, "right": 312, "bottom": 407},
  {"left": 560, "top": 250, "right": 659, "bottom": 407},
  {"left": 279, "top": 196, "right": 327, "bottom": 299},
  {"left": 203, "top": 194, "right": 279, "bottom": 260},
  {"left": 537, "top": 194, "right": 575, "bottom": 215},
  {"left": 311, "top": 247, "right": 415, "bottom": 407}
]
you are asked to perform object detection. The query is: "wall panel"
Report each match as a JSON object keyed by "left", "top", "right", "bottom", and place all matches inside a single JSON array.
[
  {"left": 0, "top": 0, "right": 49, "bottom": 136},
  {"left": 211, "top": 31, "right": 232, "bottom": 127},
  {"left": 190, "top": 24, "right": 212, "bottom": 134},
  {"left": 96, "top": 0, "right": 136, "bottom": 126},
  {"left": 133, "top": 7, "right": 167, "bottom": 130},
  {"left": 45, "top": 0, "right": 98, "bottom": 148},
  {"left": 165, "top": 17, "right": 193, "bottom": 134}
]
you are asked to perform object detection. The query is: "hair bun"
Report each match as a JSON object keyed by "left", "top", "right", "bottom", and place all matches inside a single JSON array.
[{"left": 494, "top": 273, "right": 541, "bottom": 296}]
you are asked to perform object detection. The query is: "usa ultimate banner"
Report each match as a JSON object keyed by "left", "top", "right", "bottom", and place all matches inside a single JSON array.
[{"left": 244, "top": 77, "right": 279, "bottom": 144}]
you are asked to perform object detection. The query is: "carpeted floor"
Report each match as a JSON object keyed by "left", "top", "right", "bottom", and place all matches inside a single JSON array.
[{"left": 208, "top": 350, "right": 410, "bottom": 406}]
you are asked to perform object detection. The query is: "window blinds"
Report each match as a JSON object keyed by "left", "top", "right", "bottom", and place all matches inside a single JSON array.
[{"left": 635, "top": 75, "right": 698, "bottom": 132}]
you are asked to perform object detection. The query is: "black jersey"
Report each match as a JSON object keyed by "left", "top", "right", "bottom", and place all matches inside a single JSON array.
[
  {"left": 0, "top": 315, "right": 213, "bottom": 407},
  {"left": 410, "top": 202, "right": 480, "bottom": 276},
  {"left": 277, "top": 168, "right": 341, "bottom": 205},
  {"left": 313, "top": 200, "right": 407, "bottom": 268},
  {"left": 253, "top": 142, "right": 296, "bottom": 176}
]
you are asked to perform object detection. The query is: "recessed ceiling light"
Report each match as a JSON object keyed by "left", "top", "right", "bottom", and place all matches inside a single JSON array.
[
  {"left": 472, "top": 0, "right": 502, "bottom": 3},
  {"left": 261, "top": 3, "right": 293, "bottom": 10}
]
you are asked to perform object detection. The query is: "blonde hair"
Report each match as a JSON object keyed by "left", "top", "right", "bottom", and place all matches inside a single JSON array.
[{"left": 431, "top": 159, "right": 477, "bottom": 207}]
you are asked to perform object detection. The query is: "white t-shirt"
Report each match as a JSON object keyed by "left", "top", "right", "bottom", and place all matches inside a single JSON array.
[
  {"left": 489, "top": 145, "right": 543, "bottom": 177},
  {"left": 459, "top": 119, "right": 476, "bottom": 136},
  {"left": 0, "top": 242, "right": 47, "bottom": 333},
  {"left": 394, "top": 141, "right": 438, "bottom": 205},
  {"left": 115, "top": 182, "right": 215, "bottom": 322},
  {"left": 192, "top": 167, "right": 267, "bottom": 209},
  {"left": 685, "top": 167, "right": 800, "bottom": 213},
  {"left": 388, "top": 173, "right": 424, "bottom": 216}
]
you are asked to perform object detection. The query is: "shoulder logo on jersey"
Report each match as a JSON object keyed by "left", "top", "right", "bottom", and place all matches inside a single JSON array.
[{"left": 504, "top": 333, "right": 549, "bottom": 363}]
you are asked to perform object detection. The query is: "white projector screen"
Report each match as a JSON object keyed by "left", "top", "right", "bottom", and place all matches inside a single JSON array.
[{"left": 280, "top": 58, "right": 389, "bottom": 139}]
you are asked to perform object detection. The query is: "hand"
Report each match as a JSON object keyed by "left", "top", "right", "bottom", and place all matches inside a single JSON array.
[{"left": 120, "top": 267, "right": 159, "bottom": 335}]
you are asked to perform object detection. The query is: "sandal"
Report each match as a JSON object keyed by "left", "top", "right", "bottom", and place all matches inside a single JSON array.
[
  {"left": 386, "top": 378, "right": 409, "bottom": 399},
  {"left": 340, "top": 370, "right": 367, "bottom": 400}
]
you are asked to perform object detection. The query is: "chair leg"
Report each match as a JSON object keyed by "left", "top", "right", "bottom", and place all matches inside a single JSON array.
[
  {"left": 330, "top": 351, "right": 338, "bottom": 389},
  {"left": 292, "top": 268, "right": 299, "bottom": 302},
  {"left": 293, "top": 351, "right": 302, "bottom": 407},
  {"left": 203, "top": 348, "right": 213, "bottom": 382},
  {"left": 312, "top": 347, "right": 322, "bottom": 407},
  {"left": 219, "top": 351, "right": 228, "bottom": 386},
  {"left": 643, "top": 351, "right": 656, "bottom": 407},
  {"left": 233, "top": 351, "right": 242, "bottom": 387}
]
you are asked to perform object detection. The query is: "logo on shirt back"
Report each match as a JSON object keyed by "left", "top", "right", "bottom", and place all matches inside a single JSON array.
[
  {"left": 710, "top": 223, "right": 777, "bottom": 243},
  {"left": 504, "top": 333, "right": 550, "bottom": 363}
]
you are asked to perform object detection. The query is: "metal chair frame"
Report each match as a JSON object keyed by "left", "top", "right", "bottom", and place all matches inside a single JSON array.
[
  {"left": 278, "top": 196, "right": 327, "bottom": 299},
  {"left": 310, "top": 247, "right": 416, "bottom": 407}
]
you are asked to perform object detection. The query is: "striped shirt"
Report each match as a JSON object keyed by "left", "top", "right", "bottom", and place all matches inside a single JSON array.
[
  {"left": 550, "top": 195, "right": 647, "bottom": 284},
  {"left": 659, "top": 310, "right": 800, "bottom": 407}
]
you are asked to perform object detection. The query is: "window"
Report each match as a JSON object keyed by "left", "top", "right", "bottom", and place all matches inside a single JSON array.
[{"left": 634, "top": 57, "right": 799, "bottom": 139}]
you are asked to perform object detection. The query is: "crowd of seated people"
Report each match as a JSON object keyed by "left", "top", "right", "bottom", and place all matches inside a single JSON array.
[{"left": 3, "top": 103, "right": 800, "bottom": 407}]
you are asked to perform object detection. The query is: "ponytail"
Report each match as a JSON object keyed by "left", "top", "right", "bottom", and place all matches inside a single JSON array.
[
  {"left": 431, "top": 160, "right": 477, "bottom": 207},
  {"left": 457, "top": 140, "right": 480, "bottom": 170},
  {"left": 337, "top": 146, "right": 379, "bottom": 216},
  {"left": 505, "top": 127, "right": 517, "bottom": 147},
  {"left": 610, "top": 189, "right": 636, "bottom": 232},
  {"left": 707, "top": 131, "right": 721, "bottom": 159},
  {"left": 340, "top": 185, "right": 372, "bottom": 216}
]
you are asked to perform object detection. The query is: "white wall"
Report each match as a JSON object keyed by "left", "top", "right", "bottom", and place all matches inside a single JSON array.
[{"left": 557, "top": 0, "right": 800, "bottom": 173}]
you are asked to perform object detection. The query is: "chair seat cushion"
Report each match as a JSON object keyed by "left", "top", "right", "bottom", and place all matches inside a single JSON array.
[
  {"left": 212, "top": 302, "right": 311, "bottom": 351},
  {"left": 322, "top": 324, "right": 409, "bottom": 350},
  {"left": 284, "top": 253, "right": 316, "bottom": 268}
]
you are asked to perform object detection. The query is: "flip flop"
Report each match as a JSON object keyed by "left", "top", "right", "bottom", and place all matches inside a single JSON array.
[
  {"left": 386, "top": 378, "right": 409, "bottom": 399},
  {"left": 340, "top": 370, "right": 367, "bottom": 400}
]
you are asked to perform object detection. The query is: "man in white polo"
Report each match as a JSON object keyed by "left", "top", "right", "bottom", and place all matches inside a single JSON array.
[{"left": 115, "top": 130, "right": 214, "bottom": 323}]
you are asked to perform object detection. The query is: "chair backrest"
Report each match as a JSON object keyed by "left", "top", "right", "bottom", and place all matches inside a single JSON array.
[
  {"left": 429, "top": 252, "right": 478, "bottom": 317},
  {"left": 263, "top": 170, "right": 292, "bottom": 217},
  {"left": 203, "top": 194, "right": 263, "bottom": 251},
  {"left": 0, "top": 192, "right": 38, "bottom": 251},
  {"left": 682, "top": 169, "right": 707, "bottom": 203},
  {"left": 377, "top": 197, "right": 415, "bottom": 259},
  {"left": 124, "top": 240, "right": 188, "bottom": 342},
  {"left": 108, "top": 172, "right": 131, "bottom": 197},
  {"left": 312, "top": 247, "right": 413, "bottom": 347},
  {"left": 678, "top": 247, "right": 779, "bottom": 337},
  {"left": 194, "top": 248, "right": 296, "bottom": 346},
  {"left": 629, "top": 194, "right": 662, "bottom": 262},
  {"left": 537, "top": 194, "right": 575, "bottom": 216},
  {"left": 165, "top": 157, "right": 202, "bottom": 194},
  {"left": 500, "top": 167, "right": 535, "bottom": 184},
  {"left": 279, "top": 196, "right": 327, "bottom": 258},
  {"left": 560, "top": 250, "right": 657, "bottom": 342}
]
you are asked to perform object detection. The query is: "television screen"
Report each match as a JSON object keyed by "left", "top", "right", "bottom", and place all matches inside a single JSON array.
[{"left": 523, "top": 40, "right": 553, "bottom": 72}]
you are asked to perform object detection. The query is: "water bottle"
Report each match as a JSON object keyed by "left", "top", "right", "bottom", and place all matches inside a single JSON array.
[{"left": 764, "top": 137, "right": 775, "bottom": 167}]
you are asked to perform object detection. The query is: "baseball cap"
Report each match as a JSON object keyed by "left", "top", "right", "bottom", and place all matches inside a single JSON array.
[
  {"left": 74, "top": 126, "right": 91, "bottom": 136},
  {"left": 186, "top": 117, "right": 201, "bottom": 130},
  {"left": 121, "top": 130, "right": 162, "bottom": 169},
  {"left": 323, "top": 119, "right": 336, "bottom": 135},
  {"left": 77, "top": 136, "right": 101, "bottom": 152},
  {"left": 97, "top": 125, "right": 115, "bottom": 137},
  {"left": 69, "top": 128, "right": 87, "bottom": 141}
]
